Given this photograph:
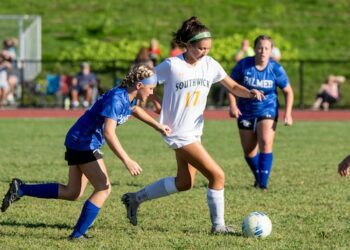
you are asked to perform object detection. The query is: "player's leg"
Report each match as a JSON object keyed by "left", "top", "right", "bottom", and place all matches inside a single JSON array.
[
  {"left": 256, "top": 119, "right": 276, "bottom": 189},
  {"left": 237, "top": 121, "right": 259, "bottom": 186},
  {"left": 176, "top": 142, "right": 233, "bottom": 234},
  {"left": 69, "top": 159, "right": 111, "bottom": 239},
  {"left": 1, "top": 165, "right": 88, "bottom": 213},
  {"left": 121, "top": 151, "right": 184, "bottom": 226},
  {"left": 58, "top": 165, "right": 88, "bottom": 200}
]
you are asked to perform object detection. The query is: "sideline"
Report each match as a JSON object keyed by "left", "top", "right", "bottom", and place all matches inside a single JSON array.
[{"left": 1, "top": 108, "right": 350, "bottom": 120}]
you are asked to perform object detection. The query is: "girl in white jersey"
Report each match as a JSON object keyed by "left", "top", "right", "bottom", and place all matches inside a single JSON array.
[{"left": 122, "top": 16, "right": 264, "bottom": 234}]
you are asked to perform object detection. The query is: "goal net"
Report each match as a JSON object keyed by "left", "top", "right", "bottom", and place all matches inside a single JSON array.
[{"left": 0, "top": 15, "right": 41, "bottom": 81}]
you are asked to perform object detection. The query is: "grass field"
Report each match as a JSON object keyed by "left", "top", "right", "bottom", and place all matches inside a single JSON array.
[{"left": 0, "top": 118, "right": 349, "bottom": 249}]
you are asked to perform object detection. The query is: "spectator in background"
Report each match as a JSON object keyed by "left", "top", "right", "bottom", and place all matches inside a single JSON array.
[
  {"left": 169, "top": 40, "right": 184, "bottom": 57},
  {"left": 131, "top": 47, "right": 154, "bottom": 69},
  {"left": 271, "top": 46, "right": 282, "bottom": 62},
  {"left": 0, "top": 53, "right": 11, "bottom": 107},
  {"left": 2, "top": 38, "right": 18, "bottom": 105},
  {"left": 338, "top": 154, "right": 350, "bottom": 177},
  {"left": 234, "top": 38, "right": 255, "bottom": 62},
  {"left": 148, "top": 38, "right": 161, "bottom": 66},
  {"left": 70, "top": 62, "right": 98, "bottom": 108},
  {"left": 311, "top": 75, "right": 346, "bottom": 111}
]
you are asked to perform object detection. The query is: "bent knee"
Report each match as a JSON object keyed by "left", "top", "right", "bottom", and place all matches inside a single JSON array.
[
  {"left": 65, "top": 191, "right": 83, "bottom": 201},
  {"left": 95, "top": 184, "right": 112, "bottom": 198},
  {"left": 211, "top": 169, "right": 225, "bottom": 184},
  {"left": 175, "top": 179, "right": 193, "bottom": 192}
]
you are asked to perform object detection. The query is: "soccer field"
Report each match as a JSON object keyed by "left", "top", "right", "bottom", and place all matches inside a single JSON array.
[{"left": 0, "top": 118, "right": 349, "bottom": 249}]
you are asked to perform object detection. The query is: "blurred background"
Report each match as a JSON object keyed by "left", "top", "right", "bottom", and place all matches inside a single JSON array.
[{"left": 0, "top": 0, "right": 349, "bottom": 109}]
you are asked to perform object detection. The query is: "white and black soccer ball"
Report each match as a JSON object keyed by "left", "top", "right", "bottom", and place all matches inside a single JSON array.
[{"left": 242, "top": 212, "right": 272, "bottom": 238}]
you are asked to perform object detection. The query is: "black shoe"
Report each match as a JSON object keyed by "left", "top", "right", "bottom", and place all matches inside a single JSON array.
[
  {"left": 1, "top": 178, "right": 23, "bottom": 212},
  {"left": 121, "top": 192, "right": 139, "bottom": 226},
  {"left": 67, "top": 233, "right": 91, "bottom": 241}
]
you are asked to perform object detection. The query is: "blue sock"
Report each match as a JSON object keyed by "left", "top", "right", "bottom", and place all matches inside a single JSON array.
[
  {"left": 245, "top": 154, "right": 260, "bottom": 184},
  {"left": 258, "top": 153, "right": 273, "bottom": 188},
  {"left": 70, "top": 200, "right": 100, "bottom": 238},
  {"left": 19, "top": 183, "right": 59, "bottom": 198}
]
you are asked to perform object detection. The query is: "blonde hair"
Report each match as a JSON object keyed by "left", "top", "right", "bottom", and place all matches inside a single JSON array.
[{"left": 120, "top": 64, "right": 155, "bottom": 88}]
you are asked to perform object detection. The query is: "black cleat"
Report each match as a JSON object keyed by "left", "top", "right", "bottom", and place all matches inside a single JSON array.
[
  {"left": 121, "top": 192, "right": 139, "bottom": 226},
  {"left": 1, "top": 178, "right": 23, "bottom": 212}
]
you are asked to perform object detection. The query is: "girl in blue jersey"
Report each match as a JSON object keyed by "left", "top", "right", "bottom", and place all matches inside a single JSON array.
[
  {"left": 1, "top": 64, "right": 171, "bottom": 240},
  {"left": 228, "top": 35, "right": 294, "bottom": 190}
]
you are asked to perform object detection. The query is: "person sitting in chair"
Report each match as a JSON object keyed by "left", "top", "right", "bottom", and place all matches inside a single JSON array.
[
  {"left": 70, "top": 62, "right": 98, "bottom": 108},
  {"left": 312, "top": 75, "right": 346, "bottom": 111}
]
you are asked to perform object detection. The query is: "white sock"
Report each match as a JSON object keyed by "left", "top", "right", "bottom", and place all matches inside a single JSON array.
[
  {"left": 207, "top": 188, "right": 225, "bottom": 227},
  {"left": 135, "top": 177, "right": 178, "bottom": 203}
]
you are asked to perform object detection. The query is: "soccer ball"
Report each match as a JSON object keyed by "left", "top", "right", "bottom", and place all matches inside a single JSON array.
[{"left": 242, "top": 212, "right": 272, "bottom": 238}]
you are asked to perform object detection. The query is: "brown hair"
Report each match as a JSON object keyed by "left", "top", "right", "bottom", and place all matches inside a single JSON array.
[
  {"left": 120, "top": 64, "right": 155, "bottom": 88},
  {"left": 254, "top": 35, "right": 274, "bottom": 49},
  {"left": 172, "top": 16, "right": 209, "bottom": 48}
]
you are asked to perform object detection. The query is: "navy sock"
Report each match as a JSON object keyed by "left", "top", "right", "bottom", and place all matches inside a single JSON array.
[
  {"left": 70, "top": 200, "right": 100, "bottom": 238},
  {"left": 258, "top": 153, "right": 273, "bottom": 188},
  {"left": 19, "top": 183, "right": 59, "bottom": 198},
  {"left": 245, "top": 154, "right": 260, "bottom": 184}
]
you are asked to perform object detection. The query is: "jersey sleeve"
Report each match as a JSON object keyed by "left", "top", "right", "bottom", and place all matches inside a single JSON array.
[
  {"left": 274, "top": 64, "right": 289, "bottom": 89},
  {"left": 230, "top": 60, "right": 244, "bottom": 83},
  {"left": 210, "top": 57, "right": 227, "bottom": 83},
  {"left": 100, "top": 97, "right": 123, "bottom": 121},
  {"left": 155, "top": 59, "right": 171, "bottom": 85}
]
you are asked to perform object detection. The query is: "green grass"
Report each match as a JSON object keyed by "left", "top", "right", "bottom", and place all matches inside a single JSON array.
[{"left": 0, "top": 118, "right": 349, "bottom": 249}]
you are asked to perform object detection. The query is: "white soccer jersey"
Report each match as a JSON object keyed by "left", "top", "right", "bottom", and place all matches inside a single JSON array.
[{"left": 156, "top": 55, "right": 227, "bottom": 137}]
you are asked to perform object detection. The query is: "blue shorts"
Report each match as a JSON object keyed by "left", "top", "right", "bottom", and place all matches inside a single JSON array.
[{"left": 237, "top": 114, "right": 278, "bottom": 130}]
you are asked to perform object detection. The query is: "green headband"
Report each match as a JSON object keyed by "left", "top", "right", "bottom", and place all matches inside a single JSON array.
[{"left": 187, "top": 31, "right": 212, "bottom": 43}]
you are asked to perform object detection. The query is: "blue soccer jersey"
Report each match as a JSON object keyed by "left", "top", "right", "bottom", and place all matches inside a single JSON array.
[
  {"left": 230, "top": 56, "right": 289, "bottom": 119},
  {"left": 65, "top": 87, "right": 137, "bottom": 151}
]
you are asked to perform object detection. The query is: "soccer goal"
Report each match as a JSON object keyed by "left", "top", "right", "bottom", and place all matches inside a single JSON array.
[{"left": 0, "top": 15, "right": 41, "bottom": 81}]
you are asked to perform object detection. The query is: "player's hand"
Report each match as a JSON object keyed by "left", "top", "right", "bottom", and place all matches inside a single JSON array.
[
  {"left": 124, "top": 159, "right": 143, "bottom": 176},
  {"left": 250, "top": 89, "right": 265, "bottom": 101},
  {"left": 229, "top": 106, "right": 241, "bottom": 119},
  {"left": 156, "top": 124, "right": 172, "bottom": 136},
  {"left": 284, "top": 115, "right": 293, "bottom": 126},
  {"left": 338, "top": 155, "right": 350, "bottom": 177}
]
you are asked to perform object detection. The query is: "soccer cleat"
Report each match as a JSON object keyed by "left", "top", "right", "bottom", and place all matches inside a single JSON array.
[
  {"left": 67, "top": 233, "right": 91, "bottom": 241},
  {"left": 121, "top": 192, "right": 139, "bottom": 226},
  {"left": 211, "top": 225, "right": 235, "bottom": 235},
  {"left": 1, "top": 178, "right": 23, "bottom": 212}
]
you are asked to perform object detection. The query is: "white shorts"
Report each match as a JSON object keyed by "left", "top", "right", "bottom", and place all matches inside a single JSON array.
[
  {"left": 163, "top": 134, "right": 201, "bottom": 149},
  {"left": 0, "top": 81, "right": 9, "bottom": 90}
]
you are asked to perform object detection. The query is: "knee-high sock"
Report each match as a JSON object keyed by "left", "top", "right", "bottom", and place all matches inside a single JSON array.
[
  {"left": 70, "top": 199, "right": 100, "bottom": 238},
  {"left": 245, "top": 154, "right": 260, "bottom": 184},
  {"left": 258, "top": 152, "right": 273, "bottom": 188},
  {"left": 135, "top": 177, "right": 178, "bottom": 203},
  {"left": 207, "top": 188, "right": 225, "bottom": 227},
  {"left": 19, "top": 183, "right": 59, "bottom": 199}
]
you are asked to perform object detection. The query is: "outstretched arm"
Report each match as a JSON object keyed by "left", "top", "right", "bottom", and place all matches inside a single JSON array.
[
  {"left": 103, "top": 117, "right": 142, "bottom": 176},
  {"left": 221, "top": 75, "right": 264, "bottom": 101},
  {"left": 221, "top": 75, "right": 264, "bottom": 118},
  {"left": 282, "top": 84, "right": 294, "bottom": 126},
  {"left": 132, "top": 106, "right": 172, "bottom": 136}
]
